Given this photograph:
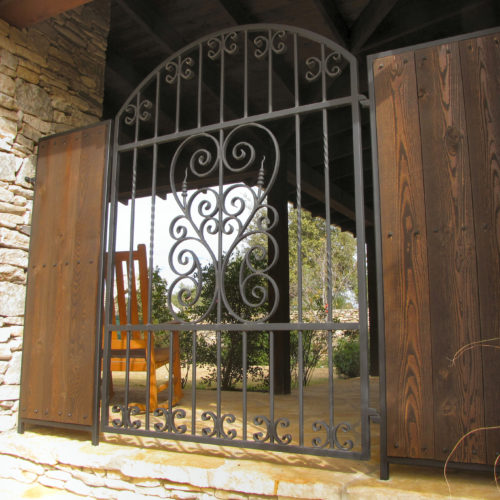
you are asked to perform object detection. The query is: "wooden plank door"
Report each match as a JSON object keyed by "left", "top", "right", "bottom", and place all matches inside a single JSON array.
[
  {"left": 19, "top": 121, "right": 110, "bottom": 430},
  {"left": 372, "top": 30, "right": 500, "bottom": 466}
]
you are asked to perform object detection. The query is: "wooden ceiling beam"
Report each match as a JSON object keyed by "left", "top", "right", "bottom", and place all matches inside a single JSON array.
[
  {"left": 0, "top": 0, "right": 93, "bottom": 27},
  {"left": 349, "top": 0, "right": 400, "bottom": 54},
  {"left": 312, "top": 0, "right": 349, "bottom": 47}
]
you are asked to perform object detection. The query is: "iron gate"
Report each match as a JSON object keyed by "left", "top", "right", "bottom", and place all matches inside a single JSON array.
[{"left": 101, "top": 24, "right": 372, "bottom": 459}]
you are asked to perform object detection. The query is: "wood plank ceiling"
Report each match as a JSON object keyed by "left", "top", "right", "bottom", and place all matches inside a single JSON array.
[{"left": 102, "top": 0, "right": 499, "bottom": 232}]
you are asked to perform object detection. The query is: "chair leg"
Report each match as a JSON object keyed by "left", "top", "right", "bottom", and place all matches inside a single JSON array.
[{"left": 148, "top": 363, "right": 158, "bottom": 410}]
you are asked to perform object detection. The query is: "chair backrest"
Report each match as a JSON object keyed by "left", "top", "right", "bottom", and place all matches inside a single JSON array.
[{"left": 111, "top": 244, "right": 149, "bottom": 350}]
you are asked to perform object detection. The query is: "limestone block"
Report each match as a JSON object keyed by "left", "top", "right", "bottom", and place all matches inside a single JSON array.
[
  {"left": 17, "top": 57, "right": 40, "bottom": 73},
  {"left": 135, "top": 485, "right": 168, "bottom": 498},
  {"left": 45, "top": 469, "right": 72, "bottom": 482},
  {"left": 0, "top": 185, "right": 14, "bottom": 202},
  {"left": 9, "top": 184, "right": 33, "bottom": 199},
  {"left": 0, "top": 151, "right": 16, "bottom": 181},
  {"left": 0, "top": 227, "right": 29, "bottom": 250},
  {"left": 9, "top": 337, "right": 22, "bottom": 351},
  {"left": 1, "top": 317, "right": 23, "bottom": 326},
  {"left": 0, "top": 281, "right": 26, "bottom": 315},
  {"left": 4, "top": 351, "right": 21, "bottom": 384},
  {"left": 0, "top": 384, "right": 19, "bottom": 400},
  {"left": 17, "top": 66, "right": 39, "bottom": 85},
  {"left": 15, "top": 80, "right": 53, "bottom": 121},
  {"left": 20, "top": 123, "right": 41, "bottom": 142},
  {"left": 0, "top": 49, "right": 18, "bottom": 70},
  {"left": 0, "top": 263, "right": 26, "bottom": 283},
  {"left": 12, "top": 195, "right": 27, "bottom": 207},
  {"left": 0, "top": 73, "right": 15, "bottom": 97},
  {"left": 0, "top": 361, "right": 9, "bottom": 373},
  {"left": 0, "top": 413, "right": 17, "bottom": 431},
  {"left": 23, "top": 114, "right": 52, "bottom": 134},
  {"left": 38, "top": 476, "right": 66, "bottom": 490},
  {"left": 0, "top": 92, "right": 16, "bottom": 110},
  {"left": 0, "top": 326, "right": 22, "bottom": 342},
  {"left": 0, "top": 200, "right": 25, "bottom": 214},
  {"left": 65, "top": 468, "right": 105, "bottom": 487},
  {"left": 14, "top": 45, "right": 47, "bottom": 68},
  {"left": 0, "top": 343, "right": 12, "bottom": 360},
  {"left": 0, "top": 248, "right": 28, "bottom": 267},
  {"left": 0, "top": 117, "right": 17, "bottom": 139},
  {"left": 104, "top": 477, "right": 136, "bottom": 491},
  {"left": 15, "top": 133, "right": 35, "bottom": 151}
]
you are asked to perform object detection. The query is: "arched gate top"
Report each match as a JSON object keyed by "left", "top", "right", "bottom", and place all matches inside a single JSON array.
[{"left": 115, "top": 23, "right": 360, "bottom": 144}]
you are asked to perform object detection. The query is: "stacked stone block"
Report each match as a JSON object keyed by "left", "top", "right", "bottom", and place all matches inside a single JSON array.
[{"left": 0, "top": 0, "right": 110, "bottom": 431}]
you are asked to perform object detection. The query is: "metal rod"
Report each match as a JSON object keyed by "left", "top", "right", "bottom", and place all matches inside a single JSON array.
[
  {"left": 220, "top": 35, "right": 224, "bottom": 123},
  {"left": 242, "top": 331, "right": 248, "bottom": 440},
  {"left": 192, "top": 331, "right": 197, "bottom": 435},
  {"left": 117, "top": 96, "right": 357, "bottom": 152},
  {"left": 268, "top": 29, "right": 272, "bottom": 113},
  {"left": 244, "top": 30, "right": 248, "bottom": 118},
  {"left": 197, "top": 43, "right": 203, "bottom": 128},
  {"left": 175, "top": 55, "right": 181, "bottom": 132},
  {"left": 269, "top": 330, "right": 274, "bottom": 444}
]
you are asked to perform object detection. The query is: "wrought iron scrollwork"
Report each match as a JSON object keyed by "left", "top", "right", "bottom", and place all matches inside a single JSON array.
[
  {"left": 253, "top": 30, "right": 287, "bottom": 59},
  {"left": 253, "top": 416, "right": 292, "bottom": 444},
  {"left": 207, "top": 32, "right": 238, "bottom": 60},
  {"left": 153, "top": 408, "right": 187, "bottom": 434},
  {"left": 311, "top": 421, "right": 354, "bottom": 450},
  {"left": 124, "top": 99, "right": 153, "bottom": 125},
  {"left": 165, "top": 57, "right": 195, "bottom": 84},
  {"left": 201, "top": 411, "right": 237, "bottom": 439},
  {"left": 111, "top": 405, "right": 141, "bottom": 429},
  {"left": 167, "top": 123, "right": 280, "bottom": 323},
  {"left": 305, "top": 50, "right": 342, "bottom": 82}
]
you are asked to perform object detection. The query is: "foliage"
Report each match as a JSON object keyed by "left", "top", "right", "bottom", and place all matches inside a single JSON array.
[
  {"left": 332, "top": 332, "right": 360, "bottom": 378},
  {"left": 290, "top": 330, "right": 328, "bottom": 386},
  {"left": 182, "top": 254, "right": 269, "bottom": 391},
  {"left": 287, "top": 207, "right": 358, "bottom": 314}
]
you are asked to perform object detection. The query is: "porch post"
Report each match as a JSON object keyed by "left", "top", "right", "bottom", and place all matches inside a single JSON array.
[{"left": 268, "top": 160, "right": 291, "bottom": 395}]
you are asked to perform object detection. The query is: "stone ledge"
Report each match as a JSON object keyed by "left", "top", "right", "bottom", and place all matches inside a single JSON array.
[{"left": 0, "top": 428, "right": 497, "bottom": 499}]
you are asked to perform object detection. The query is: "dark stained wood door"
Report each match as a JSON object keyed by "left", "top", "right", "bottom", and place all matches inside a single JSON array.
[
  {"left": 20, "top": 121, "right": 110, "bottom": 428},
  {"left": 373, "top": 30, "right": 500, "bottom": 466}
]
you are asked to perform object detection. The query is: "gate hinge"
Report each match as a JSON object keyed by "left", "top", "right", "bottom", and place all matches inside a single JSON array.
[
  {"left": 359, "top": 95, "right": 370, "bottom": 108},
  {"left": 368, "top": 407, "right": 381, "bottom": 424}
]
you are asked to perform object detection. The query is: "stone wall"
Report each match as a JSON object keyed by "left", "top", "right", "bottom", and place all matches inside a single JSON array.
[{"left": 0, "top": 0, "right": 110, "bottom": 431}]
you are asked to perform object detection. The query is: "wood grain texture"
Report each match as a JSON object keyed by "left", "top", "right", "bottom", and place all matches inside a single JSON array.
[
  {"left": 374, "top": 52, "right": 435, "bottom": 459},
  {"left": 416, "top": 42, "right": 485, "bottom": 463},
  {"left": 460, "top": 33, "right": 500, "bottom": 465},
  {"left": 20, "top": 122, "right": 109, "bottom": 427}
]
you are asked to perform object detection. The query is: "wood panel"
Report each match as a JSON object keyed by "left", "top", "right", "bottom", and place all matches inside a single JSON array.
[
  {"left": 20, "top": 122, "right": 109, "bottom": 427},
  {"left": 415, "top": 41, "right": 486, "bottom": 463},
  {"left": 460, "top": 33, "right": 500, "bottom": 465},
  {"left": 374, "top": 53, "right": 435, "bottom": 459}
]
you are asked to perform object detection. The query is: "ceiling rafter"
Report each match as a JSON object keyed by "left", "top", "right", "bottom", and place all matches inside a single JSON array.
[
  {"left": 350, "top": 0, "right": 400, "bottom": 54},
  {"left": 312, "top": 0, "right": 349, "bottom": 47}
]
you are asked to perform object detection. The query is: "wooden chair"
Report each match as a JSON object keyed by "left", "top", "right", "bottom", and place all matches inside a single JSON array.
[{"left": 108, "top": 244, "right": 182, "bottom": 410}]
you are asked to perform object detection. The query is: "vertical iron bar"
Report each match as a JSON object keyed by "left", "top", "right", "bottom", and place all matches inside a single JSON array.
[
  {"left": 192, "top": 330, "right": 197, "bottom": 435},
  {"left": 197, "top": 43, "right": 203, "bottom": 128},
  {"left": 368, "top": 54, "right": 388, "bottom": 476},
  {"left": 101, "top": 120, "right": 119, "bottom": 429},
  {"left": 293, "top": 33, "right": 304, "bottom": 446},
  {"left": 124, "top": 94, "right": 140, "bottom": 416},
  {"left": 350, "top": 61, "right": 370, "bottom": 457},
  {"left": 321, "top": 43, "right": 335, "bottom": 440},
  {"left": 220, "top": 36, "right": 225, "bottom": 123},
  {"left": 269, "top": 330, "right": 274, "bottom": 444},
  {"left": 243, "top": 30, "right": 248, "bottom": 118},
  {"left": 145, "top": 74, "right": 161, "bottom": 428},
  {"left": 175, "top": 55, "right": 181, "bottom": 132},
  {"left": 92, "top": 121, "right": 112, "bottom": 445},
  {"left": 268, "top": 29, "right": 272, "bottom": 113},
  {"left": 242, "top": 330, "right": 248, "bottom": 440}
]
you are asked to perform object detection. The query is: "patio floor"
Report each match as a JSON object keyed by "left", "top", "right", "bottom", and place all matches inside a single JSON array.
[{"left": 1, "top": 376, "right": 498, "bottom": 498}]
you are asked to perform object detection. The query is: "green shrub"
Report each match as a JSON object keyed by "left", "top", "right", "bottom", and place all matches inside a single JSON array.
[{"left": 332, "top": 332, "right": 360, "bottom": 378}]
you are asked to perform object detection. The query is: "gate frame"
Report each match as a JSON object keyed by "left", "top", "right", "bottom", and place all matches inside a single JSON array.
[{"left": 100, "top": 23, "right": 375, "bottom": 463}]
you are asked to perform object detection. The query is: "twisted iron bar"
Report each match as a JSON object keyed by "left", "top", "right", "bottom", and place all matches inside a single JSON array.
[
  {"left": 165, "top": 56, "right": 195, "bottom": 84},
  {"left": 253, "top": 416, "right": 292, "bottom": 444},
  {"left": 124, "top": 99, "right": 153, "bottom": 125},
  {"left": 207, "top": 32, "right": 239, "bottom": 60},
  {"left": 111, "top": 405, "right": 141, "bottom": 429},
  {"left": 253, "top": 30, "right": 287, "bottom": 59},
  {"left": 305, "top": 50, "right": 343, "bottom": 82},
  {"left": 201, "top": 411, "right": 237, "bottom": 439},
  {"left": 153, "top": 408, "right": 187, "bottom": 434},
  {"left": 311, "top": 421, "right": 354, "bottom": 450}
]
